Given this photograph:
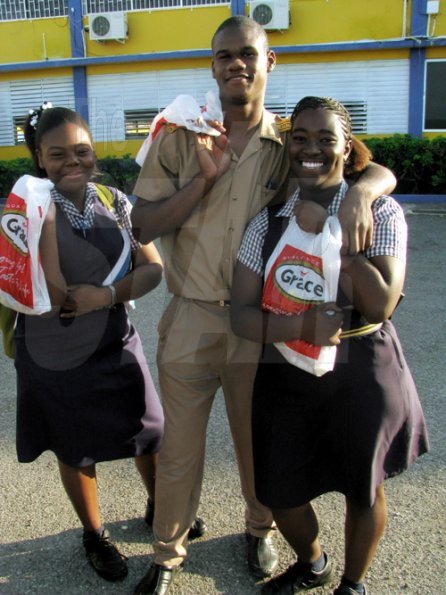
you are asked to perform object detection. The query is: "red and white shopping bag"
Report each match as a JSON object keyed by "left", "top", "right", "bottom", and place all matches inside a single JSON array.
[
  {"left": 262, "top": 215, "right": 342, "bottom": 376},
  {"left": 0, "top": 175, "right": 53, "bottom": 314},
  {"left": 135, "top": 91, "right": 224, "bottom": 166}
]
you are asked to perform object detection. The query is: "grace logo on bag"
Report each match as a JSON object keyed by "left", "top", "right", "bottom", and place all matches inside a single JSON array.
[
  {"left": 0, "top": 175, "right": 52, "bottom": 315},
  {"left": 263, "top": 245, "right": 324, "bottom": 316},
  {"left": 1, "top": 210, "right": 28, "bottom": 256},
  {"left": 263, "top": 244, "right": 325, "bottom": 360},
  {"left": 274, "top": 260, "right": 324, "bottom": 304},
  {"left": 0, "top": 194, "right": 33, "bottom": 306},
  {"left": 261, "top": 214, "right": 342, "bottom": 376}
]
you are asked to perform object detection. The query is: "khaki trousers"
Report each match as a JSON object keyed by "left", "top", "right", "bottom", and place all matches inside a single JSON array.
[{"left": 153, "top": 297, "right": 274, "bottom": 567}]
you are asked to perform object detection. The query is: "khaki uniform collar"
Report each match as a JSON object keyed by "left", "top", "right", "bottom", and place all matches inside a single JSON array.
[{"left": 258, "top": 109, "right": 289, "bottom": 144}]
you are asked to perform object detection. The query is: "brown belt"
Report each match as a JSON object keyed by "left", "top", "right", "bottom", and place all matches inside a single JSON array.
[{"left": 180, "top": 297, "right": 231, "bottom": 308}]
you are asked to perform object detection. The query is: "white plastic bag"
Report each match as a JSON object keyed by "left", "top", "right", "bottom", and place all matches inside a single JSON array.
[
  {"left": 135, "top": 90, "right": 224, "bottom": 166},
  {"left": 0, "top": 175, "right": 53, "bottom": 315},
  {"left": 262, "top": 215, "right": 342, "bottom": 376}
]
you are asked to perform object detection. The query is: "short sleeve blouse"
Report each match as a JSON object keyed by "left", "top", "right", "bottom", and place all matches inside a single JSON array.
[{"left": 237, "top": 180, "right": 407, "bottom": 277}]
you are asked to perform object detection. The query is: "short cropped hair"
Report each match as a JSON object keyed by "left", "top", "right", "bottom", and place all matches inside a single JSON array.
[{"left": 212, "top": 16, "right": 269, "bottom": 51}]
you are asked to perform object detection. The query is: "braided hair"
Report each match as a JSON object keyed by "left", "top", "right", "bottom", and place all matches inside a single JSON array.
[
  {"left": 291, "top": 96, "right": 372, "bottom": 176},
  {"left": 24, "top": 104, "right": 93, "bottom": 178}
]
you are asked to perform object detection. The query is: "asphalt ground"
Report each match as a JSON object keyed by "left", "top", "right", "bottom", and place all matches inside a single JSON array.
[{"left": 0, "top": 203, "right": 445, "bottom": 595}]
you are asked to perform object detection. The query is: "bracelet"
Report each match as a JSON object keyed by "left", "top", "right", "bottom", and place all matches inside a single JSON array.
[{"left": 108, "top": 284, "right": 117, "bottom": 308}]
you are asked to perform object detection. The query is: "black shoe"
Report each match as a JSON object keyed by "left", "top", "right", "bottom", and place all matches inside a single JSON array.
[
  {"left": 333, "top": 585, "right": 368, "bottom": 595},
  {"left": 133, "top": 562, "right": 183, "bottom": 595},
  {"left": 83, "top": 529, "right": 128, "bottom": 582},
  {"left": 144, "top": 500, "right": 207, "bottom": 541},
  {"left": 188, "top": 517, "right": 207, "bottom": 540},
  {"left": 246, "top": 533, "right": 279, "bottom": 578},
  {"left": 261, "top": 554, "right": 333, "bottom": 594}
]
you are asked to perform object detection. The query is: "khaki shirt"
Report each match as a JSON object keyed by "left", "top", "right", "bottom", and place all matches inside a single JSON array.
[{"left": 134, "top": 109, "right": 290, "bottom": 302}]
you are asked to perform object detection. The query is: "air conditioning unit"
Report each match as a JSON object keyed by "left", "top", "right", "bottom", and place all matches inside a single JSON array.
[
  {"left": 89, "top": 12, "right": 128, "bottom": 41},
  {"left": 250, "top": 0, "right": 290, "bottom": 30}
]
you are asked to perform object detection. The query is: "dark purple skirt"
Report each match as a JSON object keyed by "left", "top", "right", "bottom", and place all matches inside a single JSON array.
[
  {"left": 15, "top": 305, "right": 164, "bottom": 467},
  {"left": 252, "top": 320, "right": 429, "bottom": 508}
]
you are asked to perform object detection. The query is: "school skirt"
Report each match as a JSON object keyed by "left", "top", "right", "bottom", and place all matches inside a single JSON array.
[{"left": 252, "top": 321, "right": 429, "bottom": 508}]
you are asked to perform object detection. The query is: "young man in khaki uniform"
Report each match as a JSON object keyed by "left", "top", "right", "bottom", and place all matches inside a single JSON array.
[{"left": 131, "top": 16, "right": 396, "bottom": 595}]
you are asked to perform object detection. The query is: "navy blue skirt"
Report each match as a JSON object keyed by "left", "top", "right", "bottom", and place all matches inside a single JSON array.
[
  {"left": 15, "top": 305, "right": 164, "bottom": 467},
  {"left": 252, "top": 321, "right": 429, "bottom": 508}
]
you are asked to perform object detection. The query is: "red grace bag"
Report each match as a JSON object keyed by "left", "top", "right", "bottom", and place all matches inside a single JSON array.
[
  {"left": 0, "top": 175, "right": 53, "bottom": 315},
  {"left": 262, "top": 215, "right": 342, "bottom": 377}
]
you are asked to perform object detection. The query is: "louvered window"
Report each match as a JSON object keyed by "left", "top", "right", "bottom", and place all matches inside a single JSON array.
[
  {"left": 124, "top": 109, "right": 160, "bottom": 139},
  {"left": 265, "top": 101, "right": 367, "bottom": 135},
  {"left": 0, "top": 77, "right": 74, "bottom": 147},
  {"left": 13, "top": 116, "right": 27, "bottom": 145}
]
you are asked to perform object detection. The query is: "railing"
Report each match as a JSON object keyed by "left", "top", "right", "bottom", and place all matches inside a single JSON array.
[
  {"left": 83, "top": 0, "right": 228, "bottom": 12},
  {"left": 0, "top": 0, "right": 68, "bottom": 21},
  {"left": 0, "top": 0, "right": 228, "bottom": 21}
]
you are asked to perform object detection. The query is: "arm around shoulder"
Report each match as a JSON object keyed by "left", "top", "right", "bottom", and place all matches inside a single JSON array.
[{"left": 339, "top": 162, "right": 397, "bottom": 255}]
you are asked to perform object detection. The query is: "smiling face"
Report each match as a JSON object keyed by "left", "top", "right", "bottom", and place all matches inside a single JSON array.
[
  {"left": 37, "top": 122, "right": 95, "bottom": 205},
  {"left": 289, "top": 108, "right": 352, "bottom": 197},
  {"left": 211, "top": 24, "right": 276, "bottom": 109}
]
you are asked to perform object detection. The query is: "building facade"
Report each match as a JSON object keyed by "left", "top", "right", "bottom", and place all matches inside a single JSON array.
[{"left": 1, "top": 0, "right": 445, "bottom": 159}]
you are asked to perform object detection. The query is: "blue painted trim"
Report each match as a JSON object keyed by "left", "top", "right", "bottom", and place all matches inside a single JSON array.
[
  {"left": 393, "top": 194, "right": 446, "bottom": 203},
  {"left": 73, "top": 67, "right": 89, "bottom": 123},
  {"left": 411, "top": 0, "right": 428, "bottom": 37},
  {"left": 272, "top": 37, "right": 446, "bottom": 53},
  {"left": 68, "top": 0, "right": 84, "bottom": 59},
  {"left": 230, "top": 0, "right": 245, "bottom": 14},
  {"left": 408, "top": 48, "right": 425, "bottom": 137},
  {"left": 69, "top": 2, "right": 89, "bottom": 123},
  {"left": 407, "top": 1, "right": 428, "bottom": 138},
  {"left": 2, "top": 37, "right": 446, "bottom": 73},
  {"left": 0, "top": 49, "right": 211, "bottom": 72}
]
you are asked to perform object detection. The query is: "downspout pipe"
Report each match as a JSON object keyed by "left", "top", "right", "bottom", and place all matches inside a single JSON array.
[
  {"left": 408, "top": 0, "right": 428, "bottom": 137},
  {"left": 68, "top": 0, "right": 89, "bottom": 123}
]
